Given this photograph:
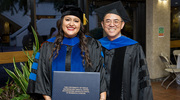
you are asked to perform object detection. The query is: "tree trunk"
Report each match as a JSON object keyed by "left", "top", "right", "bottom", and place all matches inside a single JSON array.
[{"left": 30, "top": 0, "right": 36, "bottom": 31}]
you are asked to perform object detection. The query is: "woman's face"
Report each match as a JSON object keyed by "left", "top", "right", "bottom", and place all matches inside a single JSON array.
[{"left": 62, "top": 15, "right": 81, "bottom": 38}]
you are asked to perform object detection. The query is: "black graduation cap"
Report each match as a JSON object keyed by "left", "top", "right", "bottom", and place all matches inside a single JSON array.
[
  {"left": 95, "top": 1, "right": 131, "bottom": 22},
  {"left": 60, "top": 5, "right": 88, "bottom": 25},
  {"left": 61, "top": 5, "right": 83, "bottom": 22}
]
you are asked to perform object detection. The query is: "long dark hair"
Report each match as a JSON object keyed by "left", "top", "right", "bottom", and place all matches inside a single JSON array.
[{"left": 51, "top": 16, "right": 92, "bottom": 67}]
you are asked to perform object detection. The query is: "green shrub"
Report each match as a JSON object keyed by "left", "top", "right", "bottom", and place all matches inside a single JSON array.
[{"left": 0, "top": 27, "right": 39, "bottom": 100}]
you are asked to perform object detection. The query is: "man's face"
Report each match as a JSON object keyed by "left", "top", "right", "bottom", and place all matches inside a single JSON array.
[{"left": 101, "top": 13, "right": 125, "bottom": 41}]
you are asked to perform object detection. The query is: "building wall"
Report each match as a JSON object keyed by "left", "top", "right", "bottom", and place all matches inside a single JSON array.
[{"left": 146, "top": 0, "right": 171, "bottom": 79}]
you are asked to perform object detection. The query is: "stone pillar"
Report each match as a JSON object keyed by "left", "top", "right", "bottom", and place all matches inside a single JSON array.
[{"left": 146, "top": 0, "right": 171, "bottom": 79}]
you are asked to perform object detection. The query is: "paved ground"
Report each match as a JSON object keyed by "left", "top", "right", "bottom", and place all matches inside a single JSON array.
[{"left": 0, "top": 46, "right": 23, "bottom": 87}]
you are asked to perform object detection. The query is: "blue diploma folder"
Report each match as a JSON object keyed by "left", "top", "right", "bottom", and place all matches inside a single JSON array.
[{"left": 52, "top": 71, "right": 100, "bottom": 100}]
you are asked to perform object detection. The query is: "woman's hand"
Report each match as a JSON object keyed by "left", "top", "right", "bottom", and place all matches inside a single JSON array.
[
  {"left": 43, "top": 95, "right": 51, "bottom": 100},
  {"left": 100, "top": 92, "right": 106, "bottom": 100}
]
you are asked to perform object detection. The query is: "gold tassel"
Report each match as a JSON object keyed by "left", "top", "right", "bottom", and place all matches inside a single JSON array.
[{"left": 83, "top": 13, "right": 88, "bottom": 25}]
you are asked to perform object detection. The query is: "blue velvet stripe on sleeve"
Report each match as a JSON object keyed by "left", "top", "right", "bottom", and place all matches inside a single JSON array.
[
  {"left": 35, "top": 52, "right": 40, "bottom": 60},
  {"left": 29, "top": 73, "right": 37, "bottom": 81},
  {"left": 28, "top": 52, "right": 40, "bottom": 81},
  {"left": 31, "top": 62, "right": 38, "bottom": 70},
  {"left": 29, "top": 61, "right": 38, "bottom": 81},
  {"left": 101, "top": 51, "right": 104, "bottom": 58},
  {"left": 101, "top": 51, "right": 105, "bottom": 68}
]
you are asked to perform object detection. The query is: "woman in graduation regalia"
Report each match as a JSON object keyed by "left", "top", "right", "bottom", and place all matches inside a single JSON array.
[
  {"left": 27, "top": 5, "right": 106, "bottom": 100},
  {"left": 95, "top": 1, "right": 153, "bottom": 100}
]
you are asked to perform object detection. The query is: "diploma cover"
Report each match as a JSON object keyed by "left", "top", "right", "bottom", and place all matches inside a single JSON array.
[{"left": 52, "top": 71, "right": 100, "bottom": 100}]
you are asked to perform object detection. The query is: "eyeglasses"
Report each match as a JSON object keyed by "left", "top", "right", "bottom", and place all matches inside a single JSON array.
[{"left": 104, "top": 19, "right": 123, "bottom": 26}]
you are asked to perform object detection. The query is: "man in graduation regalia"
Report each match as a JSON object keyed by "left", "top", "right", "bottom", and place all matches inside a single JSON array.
[{"left": 95, "top": 1, "right": 153, "bottom": 100}]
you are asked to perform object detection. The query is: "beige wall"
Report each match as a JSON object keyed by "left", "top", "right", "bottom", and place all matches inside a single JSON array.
[{"left": 146, "top": 0, "right": 171, "bottom": 79}]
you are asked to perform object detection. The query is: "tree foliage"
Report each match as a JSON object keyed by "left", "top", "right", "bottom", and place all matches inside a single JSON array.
[
  {"left": 0, "top": 0, "right": 28, "bottom": 15},
  {"left": 0, "top": 0, "right": 78, "bottom": 15},
  {"left": 39, "top": 0, "right": 78, "bottom": 11}
]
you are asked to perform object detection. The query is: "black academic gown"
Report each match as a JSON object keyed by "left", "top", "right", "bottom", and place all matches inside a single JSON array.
[
  {"left": 99, "top": 36, "right": 153, "bottom": 100},
  {"left": 27, "top": 37, "right": 106, "bottom": 100}
]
